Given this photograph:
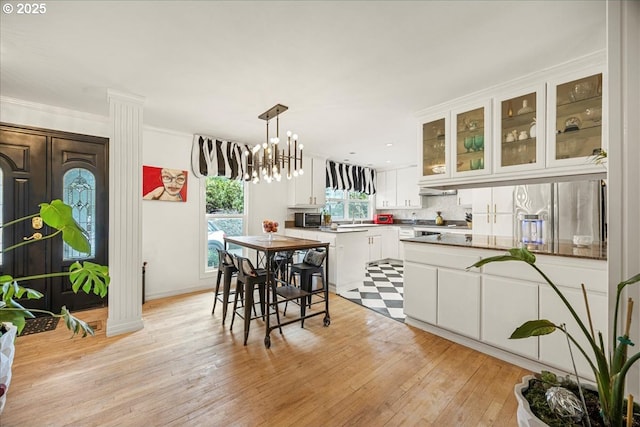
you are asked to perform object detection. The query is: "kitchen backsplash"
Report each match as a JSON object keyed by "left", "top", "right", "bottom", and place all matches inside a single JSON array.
[{"left": 379, "top": 195, "right": 470, "bottom": 223}]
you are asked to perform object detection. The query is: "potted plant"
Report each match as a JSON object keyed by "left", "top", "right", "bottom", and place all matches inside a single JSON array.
[
  {"left": 0, "top": 200, "right": 110, "bottom": 413},
  {"left": 470, "top": 247, "right": 640, "bottom": 426}
]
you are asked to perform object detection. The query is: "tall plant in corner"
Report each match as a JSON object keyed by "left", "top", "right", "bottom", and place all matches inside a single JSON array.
[
  {"left": 0, "top": 200, "right": 110, "bottom": 337},
  {"left": 471, "top": 247, "right": 640, "bottom": 426}
]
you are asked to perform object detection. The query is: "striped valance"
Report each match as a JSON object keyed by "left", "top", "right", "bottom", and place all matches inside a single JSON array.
[
  {"left": 191, "top": 135, "right": 250, "bottom": 180},
  {"left": 326, "top": 160, "right": 376, "bottom": 195}
]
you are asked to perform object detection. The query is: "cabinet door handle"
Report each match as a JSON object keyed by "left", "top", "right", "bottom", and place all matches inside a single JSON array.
[
  {"left": 494, "top": 204, "right": 497, "bottom": 214},
  {"left": 314, "top": 197, "right": 317, "bottom": 204},
  {"left": 487, "top": 204, "right": 490, "bottom": 214}
]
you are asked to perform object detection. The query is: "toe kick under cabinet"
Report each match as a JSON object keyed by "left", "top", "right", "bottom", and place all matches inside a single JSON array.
[{"left": 403, "top": 242, "right": 607, "bottom": 380}]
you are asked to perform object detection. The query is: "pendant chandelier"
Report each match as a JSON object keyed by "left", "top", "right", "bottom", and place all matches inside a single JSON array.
[{"left": 245, "top": 104, "right": 303, "bottom": 183}]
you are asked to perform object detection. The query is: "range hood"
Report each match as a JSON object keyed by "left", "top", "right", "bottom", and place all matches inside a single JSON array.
[{"left": 419, "top": 187, "right": 458, "bottom": 196}]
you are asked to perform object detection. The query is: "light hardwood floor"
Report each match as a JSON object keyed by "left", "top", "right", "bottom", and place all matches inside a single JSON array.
[{"left": 2, "top": 291, "right": 528, "bottom": 426}]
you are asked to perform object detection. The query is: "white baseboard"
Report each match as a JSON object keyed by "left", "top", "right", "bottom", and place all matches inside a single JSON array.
[{"left": 404, "top": 316, "right": 588, "bottom": 381}]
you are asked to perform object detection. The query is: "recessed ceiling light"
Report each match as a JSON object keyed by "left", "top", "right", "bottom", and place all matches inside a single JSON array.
[
  {"left": 349, "top": 151, "right": 356, "bottom": 155},
  {"left": 386, "top": 160, "right": 391, "bottom": 163},
  {"left": 344, "top": 159, "right": 350, "bottom": 162},
  {"left": 386, "top": 143, "right": 393, "bottom": 147}
]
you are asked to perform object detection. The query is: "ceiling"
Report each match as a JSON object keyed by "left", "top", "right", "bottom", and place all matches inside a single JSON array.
[{"left": 0, "top": 1, "right": 606, "bottom": 170}]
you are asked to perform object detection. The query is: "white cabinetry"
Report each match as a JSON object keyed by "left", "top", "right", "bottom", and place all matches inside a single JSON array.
[
  {"left": 381, "top": 227, "right": 399, "bottom": 261},
  {"left": 472, "top": 186, "right": 514, "bottom": 237},
  {"left": 376, "top": 167, "right": 421, "bottom": 209},
  {"left": 288, "top": 155, "right": 326, "bottom": 207},
  {"left": 537, "top": 261, "right": 607, "bottom": 378},
  {"left": 546, "top": 67, "right": 604, "bottom": 169},
  {"left": 285, "top": 228, "right": 367, "bottom": 294},
  {"left": 403, "top": 261, "right": 437, "bottom": 324},
  {"left": 437, "top": 269, "right": 481, "bottom": 339},
  {"left": 450, "top": 100, "right": 492, "bottom": 178},
  {"left": 482, "top": 276, "right": 539, "bottom": 358},
  {"left": 416, "top": 52, "right": 606, "bottom": 188},
  {"left": 365, "top": 233, "right": 382, "bottom": 263},
  {"left": 457, "top": 189, "right": 473, "bottom": 207},
  {"left": 395, "top": 167, "right": 421, "bottom": 208},
  {"left": 403, "top": 241, "right": 607, "bottom": 381},
  {"left": 375, "top": 169, "right": 396, "bottom": 208},
  {"left": 493, "top": 83, "right": 546, "bottom": 173}
]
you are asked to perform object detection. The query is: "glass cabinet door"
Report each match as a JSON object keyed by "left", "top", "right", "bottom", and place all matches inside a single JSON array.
[
  {"left": 495, "top": 84, "right": 545, "bottom": 172},
  {"left": 421, "top": 116, "right": 448, "bottom": 177},
  {"left": 452, "top": 102, "right": 490, "bottom": 177},
  {"left": 549, "top": 73, "right": 603, "bottom": 164}
]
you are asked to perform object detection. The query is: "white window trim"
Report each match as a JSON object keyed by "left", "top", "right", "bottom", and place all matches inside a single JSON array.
[{"left": 199, "top": 177, "right": 248, "bottom": 278}]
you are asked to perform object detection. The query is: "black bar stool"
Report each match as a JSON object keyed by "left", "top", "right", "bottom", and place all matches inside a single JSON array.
[{"left": 212, "top": 249, "right": 237, "bottom": 324}]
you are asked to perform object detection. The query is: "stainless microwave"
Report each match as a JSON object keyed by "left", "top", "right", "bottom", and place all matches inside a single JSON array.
[{"left": 294, "top": 212, "right": 322, "bottom": 228}]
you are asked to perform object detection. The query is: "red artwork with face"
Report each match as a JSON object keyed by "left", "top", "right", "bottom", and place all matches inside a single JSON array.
[{"left": 142, "top": 165, "right": 188, "bottom": 202}]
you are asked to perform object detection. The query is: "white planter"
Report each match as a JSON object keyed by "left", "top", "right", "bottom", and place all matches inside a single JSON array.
[
  {"left": 514, "top": 375, "right": 548, "bottom": 427},
  {"left": 0, "top": 322, "right": 18, "bottom": 415}
]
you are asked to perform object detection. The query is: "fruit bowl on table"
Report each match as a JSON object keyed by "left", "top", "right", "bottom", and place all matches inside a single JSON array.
[{"left": 262, "top": 219, "right": 279, "bottom": 241}]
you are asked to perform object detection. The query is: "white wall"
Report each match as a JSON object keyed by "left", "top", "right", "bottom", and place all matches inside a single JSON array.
[{"left": 141, "top": 127, "right": 213, "bottom": 299}]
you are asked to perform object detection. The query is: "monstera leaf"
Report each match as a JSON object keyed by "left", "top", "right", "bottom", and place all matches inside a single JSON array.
[
  {"left": 39, "top": 200, "right": 90, "bottom": 254},
  {"left": 69, "top": 262, "right": 110, "bottom": 297}
]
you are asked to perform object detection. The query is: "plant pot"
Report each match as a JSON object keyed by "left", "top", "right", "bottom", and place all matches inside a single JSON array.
[
  {"left": 514, "top": 375, "right": 548, "bottom": 427},
  {"left": 0, "top": 322, "right": 18, "bottom": 415}
]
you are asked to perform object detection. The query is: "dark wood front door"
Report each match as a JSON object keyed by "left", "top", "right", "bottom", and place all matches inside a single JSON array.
[{"left": 0, "top": 123, "right": 109, "bottom": 313}]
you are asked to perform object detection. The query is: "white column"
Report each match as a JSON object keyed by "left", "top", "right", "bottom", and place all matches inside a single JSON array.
[
  {"left": 607, "top": 0, "right": 640, "bottom": 396},
  {"left": 106, "top": 90, "right": 145, "bottom": 336}
]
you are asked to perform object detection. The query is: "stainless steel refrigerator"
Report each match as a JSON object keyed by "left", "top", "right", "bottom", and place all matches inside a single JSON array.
[{"left": 514, "top": 179, "right": 607, "bottom": 244}]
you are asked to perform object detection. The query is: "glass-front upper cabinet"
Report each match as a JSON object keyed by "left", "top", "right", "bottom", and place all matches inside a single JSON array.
[
  {"left": 547, "top": 70, "right": 603, "bottom": 167},
  {"left": 451, "top": 101, "right": 491, "bottom": 177},
  {"left": 494, "top": 84, "right": 546, "bottom": 173},
  {"left": 420, "top": 115, "right": 449, "bottom": 178}
]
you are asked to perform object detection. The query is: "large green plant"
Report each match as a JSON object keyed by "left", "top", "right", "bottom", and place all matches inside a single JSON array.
[
  {"left": 471, "top": 247, "right": 640, "bottom": 426},
  {"left": 0, "top": 200, "right": 110, "bottom": 337}
]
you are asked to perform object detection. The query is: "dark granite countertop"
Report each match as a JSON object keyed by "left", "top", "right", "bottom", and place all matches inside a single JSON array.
[{"left": 402, "top": 234, "right": 607, "bottom": 261}]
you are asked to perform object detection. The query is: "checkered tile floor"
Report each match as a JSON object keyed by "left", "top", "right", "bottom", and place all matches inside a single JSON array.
[{"left": 341, "top": 263, "right": 405, "bottom": 322}]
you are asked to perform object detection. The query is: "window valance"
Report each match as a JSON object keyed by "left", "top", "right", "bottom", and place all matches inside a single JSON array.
[
  {"left": 326, "top": 160, "right": 376, "bottom": 195},
  {"left": 191, "top": 135, "right": 249, "bottom": 180}
]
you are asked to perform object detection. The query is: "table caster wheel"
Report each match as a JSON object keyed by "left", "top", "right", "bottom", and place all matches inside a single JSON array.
[
  {"left": 264, "top": 335, "right": 271, "bottom": 348},
  {"left": 323, "top": 317, "right": 330, "bottom": 327}
]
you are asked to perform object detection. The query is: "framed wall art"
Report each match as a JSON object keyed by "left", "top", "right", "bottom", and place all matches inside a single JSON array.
[{"left": 142, "top": 165, "right": 188, "bottom": 202}]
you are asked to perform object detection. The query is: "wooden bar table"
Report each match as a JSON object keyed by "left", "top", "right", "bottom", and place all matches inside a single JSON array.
[{"left": 224, "top": 234, "right": 330, "bottom": 348}]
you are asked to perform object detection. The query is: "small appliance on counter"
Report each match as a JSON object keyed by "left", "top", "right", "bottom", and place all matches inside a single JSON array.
[
  {"left": 373, "top": 213, "right": 393, "bottom": 224},
  {"left": 294, "top": 212, "right": 322, "bottom": 228}
]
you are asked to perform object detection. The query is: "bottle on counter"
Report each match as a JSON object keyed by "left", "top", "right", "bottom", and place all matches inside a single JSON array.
[{"left": 435, "top": 211, "right": 444, "bottom": 226}]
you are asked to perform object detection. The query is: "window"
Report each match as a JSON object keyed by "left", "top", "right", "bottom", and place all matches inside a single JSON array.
[
  {"left": 325, "top": 188, "right": 372, "bottom": 221},
  {"left": 205, "top": 176, "right": 246, "bottom": 270},
  {"left": 63, "top": 168, "right": 96, "bottom": 260}
]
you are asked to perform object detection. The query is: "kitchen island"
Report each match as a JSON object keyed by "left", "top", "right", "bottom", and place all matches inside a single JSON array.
[{"left": 401, "top": 235, "right": 607, "bottom": 381}]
